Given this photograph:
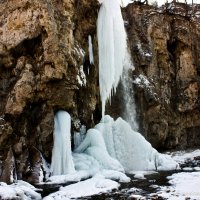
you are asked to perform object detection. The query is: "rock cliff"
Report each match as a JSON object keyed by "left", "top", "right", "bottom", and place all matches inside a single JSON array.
[
  {"left": 123, "top": 3, "right": 200, "bottom": 150},
  {"left": 0, "top": 0, "right": 99, "bottom": 183},
  {"left": 0, "top": 0, "right": 199, "bottom": 183}
]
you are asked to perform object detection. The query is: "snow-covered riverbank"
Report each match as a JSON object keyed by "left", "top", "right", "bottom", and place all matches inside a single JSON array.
[{"left": 0, "top": 149, "right": 200, "bottom": 200}]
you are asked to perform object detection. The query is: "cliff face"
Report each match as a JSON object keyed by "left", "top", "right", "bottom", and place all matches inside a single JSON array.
[
  {"left": 124, "top": 3, "right": 200, "bottom": 150},
  {"left": 0, "top": 0, "right": 99, "bottom": 183},
  {"left": 0, "top": 0, "right": 199, "bottom": 184}
]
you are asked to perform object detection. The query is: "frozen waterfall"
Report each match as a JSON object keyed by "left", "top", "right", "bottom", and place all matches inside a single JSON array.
[
  {"left": 97, "top": 0, "right": 127, "bottom": 116},
  {"left": 95, "top": 116, "right": 177, "bottom": 172},
  {"left": 49, "top": 0, "right": 178, "bottom": 180},
  {"left": 49, "top": 110, "right": 177, "bottom": 181},
  {"left": 75, "top": 116, "right": 178, "bottom": 173},
  {"left": 51, "top": 111, "right": 75, "bottom": 175},
  {"left": 74, "top": 128, "right": 124, "bottom": 172}
]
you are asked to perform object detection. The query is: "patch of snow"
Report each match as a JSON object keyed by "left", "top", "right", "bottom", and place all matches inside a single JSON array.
[
  {"left": 183, "top": 167, "right": 193, "bottom": 171},
  {"left": 136, "top": 43, "right": 152, "bottom": 58},
  {"left": 133, "top": 74, "right": 150, "bottom": 87},
  {"left": 43, "top": 176, "right": 119, "bottom": 200},
  {"left": 45, "top": 171, "right": 91, "bottom": 185},
  {"left": 77, "top": 65, "right": 86, "bottom": 86},
  {"left": 73, "top": 44, "right": 85, "bottom": 59},
  {"left": 134, "top": 173, "right": 146, "bottom": 179},
  {"left": 144, "top": 52, "right": 152, "bottom": 57},
  {"left": 194, "top": 167, "right": 200, "bottom": 171},
  {"left": 171, "top": 149, "right": 200, "bottom": 164},
  {"left": 98, "top": 170, "right": 130, "bottom": 182},
  {"left": 0, "top": 181, "right": 42, "bottom": 200},
  {"left": 126, "top": 187, "right": 143, "bottom": 194},
  {"left": 128, "top": 194, "right": 146, "bottom": 199},
  {"left": 150, "top": 185, "right": 159, "bottom": 189},
  {"left": 130, "top": 171, "right": 158, "bottom": 176},
  {"left": 157, "top": 172, "right": 200, "bottom": 200}
]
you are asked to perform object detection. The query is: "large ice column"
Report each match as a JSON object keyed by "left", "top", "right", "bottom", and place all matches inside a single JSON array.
[
  {"left": 51, "top": 111, "right": 75, "bottom": 175},
  {"left": 97, "top": 0, "right": 127, "bottom": 117}
]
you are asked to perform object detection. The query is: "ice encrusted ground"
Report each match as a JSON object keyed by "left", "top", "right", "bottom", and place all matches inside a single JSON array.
[
  {"left": 154, "top": 150, "right": 200, "bottom": 200},
  {"left": 156, "top": 172, "right": 200, "bottom": 200},
  {"left": 0, "top": 149, "right": 200, "bottom": 199}
]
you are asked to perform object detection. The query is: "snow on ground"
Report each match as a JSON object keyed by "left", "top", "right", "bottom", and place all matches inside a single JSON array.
[
  {"left": 43, "top": 175, "right": 119, "bottom": 200},
  {"left": 97, "top": 170, "right": 130, "bottom": 182},
  {"left": 157, "top": 172, "right": 200, "bottom": 200},
  {"left": 45, "top": 170, "right": 92, "bottom": 185},
  {"left": 1, "top": 150, "right": 200, "bottom": 200},
  {"left": 0, "top": 181, "right": 42, "bottom": 200},
  {"left": 155, "top": 149, "right": 200, "bottom": 200},
  {"left": 170, "top": 149, "right": 200, "bottom": 164},
  {"left": 129, "top": 171, "right": 158, "bottom": 180}
]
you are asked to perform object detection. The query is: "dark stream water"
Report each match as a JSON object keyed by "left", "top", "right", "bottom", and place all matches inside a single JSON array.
[
  {"left": 79, "top": 155, "right": 200, "bottom": 200},
  {"left": 75, "top": 171, "right": 176, "bottom": 200}
]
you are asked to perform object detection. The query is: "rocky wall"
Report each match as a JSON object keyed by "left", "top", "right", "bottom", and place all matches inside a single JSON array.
[
  {"left": 123, "top": 2, "right": 200, "bottom": 150},
  {"left": 0, "top": 0, "right": 99, "bottom": 183}
]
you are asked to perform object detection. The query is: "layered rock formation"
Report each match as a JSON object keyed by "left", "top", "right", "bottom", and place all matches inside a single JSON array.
[
  {"left": 123, "top": 2, "right": 200, "bottom": 149},
  {"left": 0, "top": 0, "right": 199, "bottom": 183}
]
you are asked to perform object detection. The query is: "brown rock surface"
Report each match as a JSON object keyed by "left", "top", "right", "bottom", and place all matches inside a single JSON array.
[
  {"left": 0, "top": 0, "right": 99, "bottom": 183},
  {"left": 123, "top": 2, "right": 200, "bottom": 149}
]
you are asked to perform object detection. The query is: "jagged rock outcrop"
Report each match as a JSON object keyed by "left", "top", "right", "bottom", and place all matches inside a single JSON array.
[{"left": 0, "top": 0, "right": 199, "bottom": 184}]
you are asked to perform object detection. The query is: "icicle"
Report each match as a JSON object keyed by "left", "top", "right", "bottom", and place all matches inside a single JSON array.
[
  {"left": 51, "top": 111, "right": 75, "bottom": 175},
  {"left": 97, "top": 0, "right": 127, "bottom": 117},
  {"left": 88, "top": 35, "right": 94, "bottom": 65}
]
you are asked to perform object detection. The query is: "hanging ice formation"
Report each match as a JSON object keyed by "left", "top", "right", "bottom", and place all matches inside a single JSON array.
[
  {"left": 88, "top": 35, "right": 94, "bottom": 65},
  {"left": 51, "top": 111, "right": 75, "bottom": 175},
  {"left": 97, "top": 0, "right": 127, "bottom": 116}
]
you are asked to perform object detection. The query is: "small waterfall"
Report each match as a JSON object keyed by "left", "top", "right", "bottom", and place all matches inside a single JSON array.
[
  {"left": 51, "top": 111, "right": 75, "bottom": 175},
  {"left": 121, "top": 69, "right": 139, "bottom": 131},
  {"left": 97, "top": 0, "right": 127, "bottom": 117}
]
